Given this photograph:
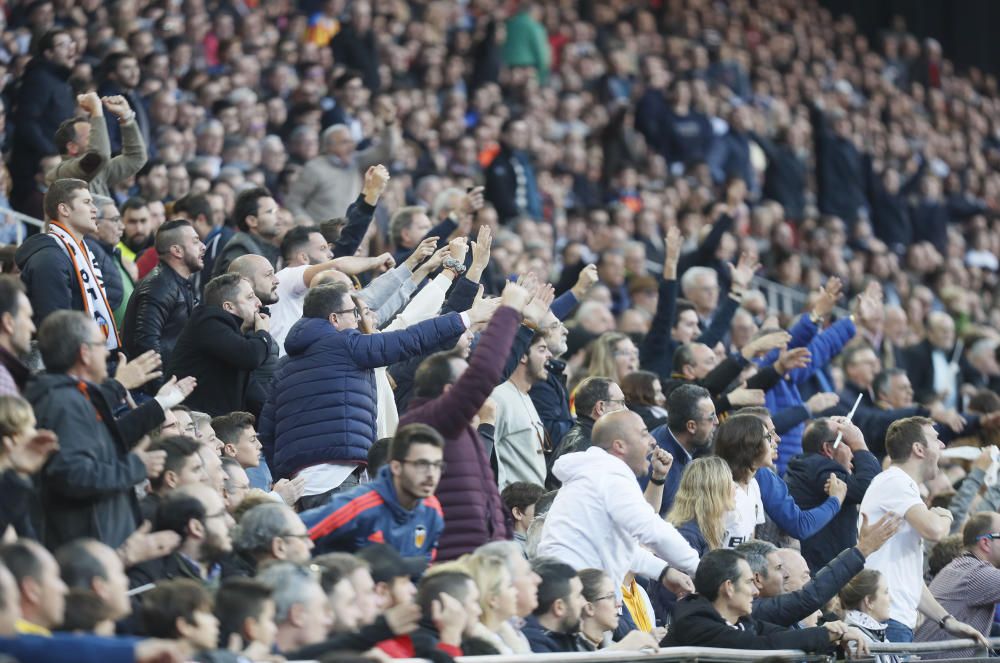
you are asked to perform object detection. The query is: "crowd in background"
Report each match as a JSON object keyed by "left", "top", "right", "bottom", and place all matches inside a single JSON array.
[{"left": 1, "top": 0, "right": 1000, "bottom": 661}]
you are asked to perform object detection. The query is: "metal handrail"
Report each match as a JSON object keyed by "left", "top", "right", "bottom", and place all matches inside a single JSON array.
[
  {"left": 867, "top": 635, "right": 1000, "bottom": 654},
  {"left": 0, "top": 205, "right": 45, "bottom": 245},
  {"left": 388, "top": 647, "right": 823, "bottom": 663}
]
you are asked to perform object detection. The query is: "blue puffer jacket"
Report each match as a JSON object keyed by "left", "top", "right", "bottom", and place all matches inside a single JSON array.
[
  {"left": 759, "top": 315, "right": 856, "bottom": 473},
  {"left": 260, "top": 313, "right": 466, "bottom": 479}
]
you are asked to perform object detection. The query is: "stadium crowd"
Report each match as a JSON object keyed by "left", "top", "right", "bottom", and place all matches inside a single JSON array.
[{"left": 2, "top": 0, "right": 1000, "bottom": 660}]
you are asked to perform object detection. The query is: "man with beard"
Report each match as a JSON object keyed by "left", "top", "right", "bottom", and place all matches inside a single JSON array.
[
  {"left": 123, "top": 220, "right": 205, "bottom": 391},
  {"left": 648, "top": 384, "right": 718, "bottom": 515},
  {"left": 213, "top": 187, "right": 282, "bottom": 275},
  {"left": 0, "top": 277, "right": 35, "bottom": 396},
  {"left": 303, "top": 423, "right": 446, "bottom": 561},
  {"left": 130, "top": 483, "right": 236, "bottom": 586},
  {"left": 521, "top": 560, "right": 588, "bottom": 653},
  {"left": 118, "top": 197, "right": 154, "bottom": 264},
  {"left": 227, "top": 254, "right": 280, "bottom": 389}
]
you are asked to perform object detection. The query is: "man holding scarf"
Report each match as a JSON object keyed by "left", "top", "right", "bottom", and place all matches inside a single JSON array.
[{"left": 15, "top": 178, "right": 122, "bottom": 354}]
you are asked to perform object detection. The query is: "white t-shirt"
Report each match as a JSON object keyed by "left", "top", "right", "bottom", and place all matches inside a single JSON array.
[
  {"left": 722, "top": 478, "right": 764, "bottom": 548},
  {"left": 270, "top": 265, "right": 310, "bottom": 356},
  {"left": 861, "top": 466, "right": 925, "bottom": 628}
]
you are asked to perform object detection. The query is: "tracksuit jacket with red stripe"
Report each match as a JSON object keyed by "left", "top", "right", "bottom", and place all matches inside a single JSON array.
[{"left": 300, "top": 465, "right": 444, "bottom": 561}]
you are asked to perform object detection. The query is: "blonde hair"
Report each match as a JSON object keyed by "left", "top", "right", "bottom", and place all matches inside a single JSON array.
[
  {"left": 667, "top": 457, "right": 735, "bottom": 550},
  {"left": 0, "top": 395, "right": 34, "bottom": 439},
  {"left": 585, "top": 332, "right": 630, "bottom": 381},
  {"left": 464, "top": 554, "right": 512, "bottom": 618}
]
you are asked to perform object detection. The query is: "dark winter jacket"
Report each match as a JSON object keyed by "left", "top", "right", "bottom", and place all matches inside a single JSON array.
[
  {"left": 15, "top": 234, "right": 92, "bottom": 328},
  {"left": 785, "top": 449, "right": 882, "bottom": 571},
  {"left": 751, "top": 132, "right": 807, "bottom": 219},
  {"left": 398, "top": 307, "right": 520, "bottom": 560},
  {"left": 212, "top": 231, "right": 280, "bottom": 276},
  {"left": 85, "top": 237, "right": 124, "bottom": 310},
  {"left": 11, "top": 59, "right": 74, "bottom": 176},
  {"left": 522, "top": 616, "right": 588, "bottom": 653},
  {"left": 810, "top": 103, "right": 866, "bottom": 223},
  {"left": 302, "top": 465, "right": 444, "bottom": 560},
  {"left": 165, "top": 305, "right": 273, "bottom": 417},
  {"left": 752, "top": 546, "right": 866, "bottom": 626},
  {"left": 484, "top": 145, "right": 541, "bottom": 222},
  {"left": 666, "top": 594, "right": 833, "bottom": 652},
  {"left": 25, "top": 373, "right": 164, "bottom": 549},
  {"left": 260, "top": 313, "right": 466, "bottom": 478},
  {"left": 123, "top": 262, "right": 197, "bottom": 384}
]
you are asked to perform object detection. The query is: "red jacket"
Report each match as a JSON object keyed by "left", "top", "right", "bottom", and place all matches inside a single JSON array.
[
  {"left": 398, "top": 306, "right": 520, "bottom": 560},
  {"left": 377, "top": 634, "right": 462, "bottom": 659}
]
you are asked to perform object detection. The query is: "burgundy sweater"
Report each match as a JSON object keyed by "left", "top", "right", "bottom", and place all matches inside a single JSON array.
[{"left": 399, "top": 306, "right": 520, "bottom": 560}]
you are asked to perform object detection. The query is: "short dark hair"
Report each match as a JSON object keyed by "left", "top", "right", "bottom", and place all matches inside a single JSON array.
[
  {"left": 37, "top": 310, "right": 93, "bottom": 373},
  {"left": 154, "top": 219, "right": 193, "bottom": 256},
  {"left": 148, "top": 435, "right": 201, "bottom": 490},
  {"left": 884, "top": 416, "right": 935, "bottom": 462},
  {"left": 416, "top": 571, "right": 473, "bottom": 618},
  {"left": 302, "top": 283, "right": 351, "bottom": 319},
  {"left": 215, "top": 577, "right": 273, "bottom": 647},
  {"left": 141, "top": 579, "right": 212, "bottom": 639},
  {"left": 211, "top": 411, "right": 256, "bottom": 445},
  {"left": 36, "top": 28, "right": 68, "bottom": 57},
  {"left": 367, "top": 438, "right": 392, "bottom": 476},
  {"left": 233, "top": 186, "right": 272, "bottom": 232},
  {"left": 100, "top": 51, "right": 137, "bottom": 79},
  {"left": 714, "top": 414, "right": 767, "bottom": 483},
  {"left": 389, "top": 424, "right": 444, "bottom": 462},
  {"left": 666, "top": 383, "right": 711, "bottom": 432},
  {"left": 801, "top": 418, "right": 837, "bottom": 454},
  {"left": 963, "top": 512, "right": 1000, "bottom": 549},
  {"left": 55, "top": 539, "right": 107, "bottom": 588},
  {"left": 501, "top": 482, "right": 545, "bottom": 517},
  {"left": 0, "top": 540, "right": 44, "bottom": 586},
  {"left": 204, "top": 273, "right": 246, "bottom": 309},
  {"left": 873, "top": 368, "right": 906, "bottom": 401},
  {"left": 55, "top": 116, "right": 88, "bottom": 155},
  {"left": 672, "top": 343, "right": 697, "bottom": 374},
  {"left": 694, "top": 549, "right": 747, "bottom": 601},
  {"left": 172, "top": 193, "right": 212, "bottom": 223},
  {"left": 43, "top": 178, "right": 89, "bottom": 221},
  {"left": 573, "top": 377, "right": 613, "bottom": 419},
  {"left": 532, "top": 559, "right": 578, "bottom": 616},
  {"left": 120, "top": 196, "right": 149, "bottom": 215},
  {"left": 0, "top": 276, "right": 25, "bottom": 321},
  {"left": 155, "top": 492, "right": 206, "bottom": 537},
  {"left": 281, "top": 225, "right": 321, "bottom": 262},
  {"left": 674, "top": 299, "right": 697, "bottom": 325},
  {"left": 413, "top": 351, "right": 459, "bottom": 399}
]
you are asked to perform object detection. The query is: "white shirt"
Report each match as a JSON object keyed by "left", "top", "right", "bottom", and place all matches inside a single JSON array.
[
  {"left": 537, "top": 446, "right": 700, "bottom": 590},
  {"left": 861, "top": 466, "right": 925, "bottom": 628},
  {"left": 270, "top": 265, "right": 310, "bottom": 356},
  {"left": 931, "top": 348, "right": 957, "bottom": 410},
  {"left": 722, "top": 478, "right": 764, "bottom": 548}
]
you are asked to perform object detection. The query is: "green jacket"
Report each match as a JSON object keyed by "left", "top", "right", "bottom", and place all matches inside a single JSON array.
[{"left": 503, "top": 11, "right": 551, "bottom": 84}]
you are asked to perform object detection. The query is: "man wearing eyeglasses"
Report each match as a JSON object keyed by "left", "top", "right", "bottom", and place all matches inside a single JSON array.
[
  {"left": 302, "top": 424, "right": 446, "bottom": 562},
  {"left": 914, "top": 512, "right": 1000, "bottom": 656}
]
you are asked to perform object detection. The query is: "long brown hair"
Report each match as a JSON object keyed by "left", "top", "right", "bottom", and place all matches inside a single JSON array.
[{"left": 714, "top": 414, "right": 768, "bottom": 484}]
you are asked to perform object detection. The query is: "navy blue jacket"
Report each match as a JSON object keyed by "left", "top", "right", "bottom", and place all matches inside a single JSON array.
[
  {"left": 785, "top": 449, "right": 882, "bottom": 571},
  {"left": 752, "top": 547, "right": 866, "bottom": 626},
  {"left": 260, "top": 313, "right": 465, "bottom": 478},
  {"left": 301, "top": 465, "right": 444, "bottom": 561},
  {"left": 0, "top": 634, "right": 139, "bottom": 663},
  {"left": 644, "top": 425, "right": 698, "bottom": 516},
  {"left": 522, "top": 616, "right": 588, "bottom": 653}
]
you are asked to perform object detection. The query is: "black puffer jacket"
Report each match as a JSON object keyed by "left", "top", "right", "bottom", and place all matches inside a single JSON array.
[{"left": 123, "top": 262, "right": 197, "bottom": 385}]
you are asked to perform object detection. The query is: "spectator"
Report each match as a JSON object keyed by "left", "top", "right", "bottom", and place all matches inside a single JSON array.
[
  {"left": 140, "top": 579, "right": 219, "bottom": 660},
  {"left": 118, "top": 196, "right": 154, "bottom": 265},
  {"left": 539, "top": 410, "right": 698, "bottom": 596},
  {"left": 484, "top": 118, "right": 541, "bottom": 222},
  {"left": 666, "top": 548, "right": 865, "bottom": 653},
  {"left": 227, "top": 502, "right": 313, "bottom": 579},
  {"left": 10, "top": 28, "right": 76, "bottom": 212},
  {"left": 0, "top": 278, "right": 34, "bottom": 396},
  {"left": 464, "top": 553, "right": 529, "bottom": 654},
  {"left": 622, "top": 370, "right": 668, "bottom": 431},
  {"left": 502, "top": 4, "right": 550, "bottom": 86},
  {"left": 312, "top": 554, "right": 366, "bottom": 632},
  {"left": 286, "top": 118, "right": 399, "bottom": 223},
  {"left": 97, "top": 52, "right": 150, "bottom": 154},
  {"left": 786, "top": 417, "right": 882, "bottom": 571},
  {"left": 54, "top": 539, "right": 132, "bottom": 630},
  {"left": 26, "top": 310, "right": 190, "bottom": 549},
  {"left": 355, "top": 544, "right": 424, "bottom": 611},
  {"left": 903, "top": 311, "right": 963, "bottom": 410},
  {"left": 89, "top": 196, "right": 133, "bottom": 328},
  {"left": 376, "top": 569, "right": 474, "bottom": 659},
  {"left": 220, "top": 457, "right": 251, "bottom": 514},
  {"left": 166, "top": 273, "right": 274, "bottom": 417},
  {"left": 138, "top": 435, "right": 207, "bottom": 522},
  {"left": 46, "top": 93, "right": 147, "bottom": 200},
  {"left": 809, "top": 98, "right": 866, "bottom": 224},
  {"left": 713, "top": 414, "right": 772, "bottom": 547},
  {"left": 0, "top": 395, "right": 58, "bottom": 540},
  {"left": 302, "top": 423, "right": 446, "bottom": 560},
  {"left": 667, "top": 456, "right": 736, "bottom": 556},
  {"left": 0, "top": 539, "right": 68, "bottom": 635},
  {"left": 649, "top": 383, "right": 718, "bottom": 515},
  {"left": 212, "top": 187, "right": 282, "bottom": 275},
  {"left": 913, "top": 512, "right": 1000, "bottom": 656},
  {"left": 227, "top": 254, "right": 281, "bottom": 389},
  {"left": 214, "top": 578, "right": 278, "bottom": 659},
  {"left": 330, "top": 3, "right": 380, "bottom": 91},
  {"left": 861, "top": 416, "right": 986, "bottom": 644},
  {"left": 214, "top": 411, "right": 262, "bottom": 476},
  {"left": 15, "top": 179, "right": 120, "bottom": 347},
  {"left": 553, "top": 377, "right": 625, "bottom": 462},
  {"left": 262, "top": 283, "right": 485, "bottom": 506},
  {"left": 256, "top": 562, "right": 334, "bottom": 656},
  {"left": 122, "top": 219, "right": 204, "bottom": 384},
  {"left": 578, "top": 568, "right": 659, "bottom": 651},
  {"left": 501, "top": 482, "right": 545, "bottom": 555},
  {"left": 707, "top": 110, "right": 755, "bottom": 193},
  {"left": 840, "top": 569, "right": 895, "bottom": 656},
  {"left": 521, "top": 560, "right": 587, "bottom": 653}
]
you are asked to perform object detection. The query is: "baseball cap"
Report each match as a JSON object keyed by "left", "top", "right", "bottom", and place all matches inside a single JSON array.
[{"left": 356, "top": 543, "right": 427, "bottom": 583}]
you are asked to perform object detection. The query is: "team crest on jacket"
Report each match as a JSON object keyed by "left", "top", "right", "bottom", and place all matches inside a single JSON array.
[{"left": 414, "top": 525, "right": 427, "bottom": 548}]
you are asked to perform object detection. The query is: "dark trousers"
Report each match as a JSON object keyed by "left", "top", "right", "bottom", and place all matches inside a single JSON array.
[{"left": 295, "top": 470, "right": 362, "bottom": 511}]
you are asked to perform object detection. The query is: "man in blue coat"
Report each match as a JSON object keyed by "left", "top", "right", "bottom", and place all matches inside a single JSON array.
[
  {"left": 260, "top": 282, "right": 495, "bottom": 509},
  {"left": 301, "top": 423, "right": 446, "bottom": 561}
]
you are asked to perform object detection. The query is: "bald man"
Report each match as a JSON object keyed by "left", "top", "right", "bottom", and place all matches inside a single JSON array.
[
  {"left": 538, "top": 409, "right": 698, "bottom": 598},
  {"left": 229, "top": 254, "right": 280, "bottom": 390},
  {"left": 903, "top": 312, "right": 963, "bottom": 410}
]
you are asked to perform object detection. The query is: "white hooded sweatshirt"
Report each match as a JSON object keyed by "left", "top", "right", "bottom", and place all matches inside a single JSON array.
[{"left": 537, "top": 446, "right": 699, "bottom": 588}]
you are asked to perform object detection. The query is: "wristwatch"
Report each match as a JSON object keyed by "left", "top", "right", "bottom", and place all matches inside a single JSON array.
[{"left": 442, "top": 257, "right": 466, "bottom": 275}]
